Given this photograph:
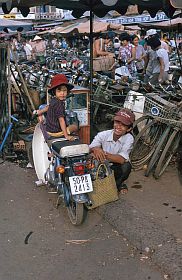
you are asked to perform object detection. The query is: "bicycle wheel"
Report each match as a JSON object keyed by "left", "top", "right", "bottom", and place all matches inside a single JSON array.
[
  {"left": 131, "top": 119, "right": 164, "bottom": 170},
  {"left": 145, "top": 126, "right": 171, "bottom": 177},
  {"left": 133, "top": 114, "right": 154, "bottom": 137},
  {"left": 154, "top": 130, "right": 181, "bottom": 179}
]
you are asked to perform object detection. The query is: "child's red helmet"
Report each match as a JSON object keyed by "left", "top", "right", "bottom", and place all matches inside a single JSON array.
[{"left": 48, "top": 74, "right": 74, "bottom": 93}]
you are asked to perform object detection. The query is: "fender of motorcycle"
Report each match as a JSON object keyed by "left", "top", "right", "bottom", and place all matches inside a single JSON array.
[
  {"left": 63, "top": 185, "right": 71, "bottom": 207},
  {"left": 32, "top": 123, "right": 50, "bottom": 183},
  {"left": 62, "top": 186, "right": 89, "bottom": 206},
  {"left": 72, "top": 193, "right": 89, "bottom": 204}
]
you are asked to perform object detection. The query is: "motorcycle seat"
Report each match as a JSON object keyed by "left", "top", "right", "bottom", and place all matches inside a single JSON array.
[
  {"left": 51, "top": 138, "right": 89, "bottom": 157},
  {"left": 51, "top": 139, "right": 81, "bottom": 154}
]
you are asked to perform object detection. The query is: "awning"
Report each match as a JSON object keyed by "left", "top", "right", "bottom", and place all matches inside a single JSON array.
[
  {"left": 3, "top": 0, "right": 177, "bottom": 18},
  {"left": 39, "top": 20, "right": 123, "bottom": 35},
  {"left": 139, "top": 17, "right": 182, "bottom": 29},
  {"left": 0, "top": 18, "right": 32, "bottom": 31}
]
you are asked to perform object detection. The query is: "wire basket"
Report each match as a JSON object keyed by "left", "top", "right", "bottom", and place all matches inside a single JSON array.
[{"left": 144, "top": 93, "right": 177, "bottom": 118}]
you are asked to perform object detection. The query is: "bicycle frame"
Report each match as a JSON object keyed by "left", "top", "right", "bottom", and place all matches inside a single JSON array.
[{"left": 0, "top": 115, "right": 18, "bottom": 153}]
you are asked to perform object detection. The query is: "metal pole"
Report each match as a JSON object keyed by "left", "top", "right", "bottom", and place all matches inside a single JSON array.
[
  {"left": 7, "top": 43, "right": 11, "bottom": 122},
  {"left": 89, "top": 0, "right": 94, "bottom": 142},
  {"left": 175, "top": 23, "right": 182, "bottom": 70}
]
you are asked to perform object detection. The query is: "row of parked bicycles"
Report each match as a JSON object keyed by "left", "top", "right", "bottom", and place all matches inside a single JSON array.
[{"left": 131, "top": 93, "right": 182, "bottom": 178}]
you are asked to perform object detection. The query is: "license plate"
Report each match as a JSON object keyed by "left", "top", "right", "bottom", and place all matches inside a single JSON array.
[{"left": 69, "top": 174, "right": 93, "bottom": 195}]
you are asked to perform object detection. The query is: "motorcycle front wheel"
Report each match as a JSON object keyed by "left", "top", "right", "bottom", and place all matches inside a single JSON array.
[{"left": 67, "top": 200, "right": 85, "bottom": 225}]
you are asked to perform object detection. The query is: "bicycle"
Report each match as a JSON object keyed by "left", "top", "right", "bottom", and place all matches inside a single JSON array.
[
  {"left": 154, "top": 120, "right": 182, "bottom": 179},
  {"left": 145, "top": 116, "right": 182, "bottom": 177},
  {"left": 131, "top": 92, "right": 181, "bottom": 172},
  {"left": 131, "top": 115, "right": 166, "bottom": 170}
]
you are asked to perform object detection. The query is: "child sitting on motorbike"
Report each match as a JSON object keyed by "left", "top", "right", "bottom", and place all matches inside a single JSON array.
[{"left": 35, "top": 74, "right": 78, "bottom": 141}]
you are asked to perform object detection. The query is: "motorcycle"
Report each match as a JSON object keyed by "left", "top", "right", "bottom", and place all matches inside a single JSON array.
[{"left": 32, "top": 110, "right": 95, "bottom": 225}]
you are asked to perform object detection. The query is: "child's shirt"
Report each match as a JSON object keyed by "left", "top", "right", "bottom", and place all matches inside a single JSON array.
[{"left": 46, "top": 97, "right": 65, "bottom": 133}]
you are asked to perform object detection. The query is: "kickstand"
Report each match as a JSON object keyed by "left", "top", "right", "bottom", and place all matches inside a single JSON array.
[{"left": 55, "top": 195, "right": 62, "bottom": 209}]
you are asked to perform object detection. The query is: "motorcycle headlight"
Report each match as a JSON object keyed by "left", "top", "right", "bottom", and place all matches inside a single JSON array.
[
  {"left": 131, "top": 81, "right": 140, "bottom": 91},
  {"left": 99, "top": 79, "right": 107, "bottom": 86}
]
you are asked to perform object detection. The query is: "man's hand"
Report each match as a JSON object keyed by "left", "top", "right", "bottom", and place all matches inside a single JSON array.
[
  {"left": 91, "top": 147, "right": 106, "bottom": 162},
  {"left": 66, "top": 135, "right": 76, "bottom": 141},
  {"left": 105, "top": 152, "right": 125, "bottom": 164},
  {"left": 158, "top": 75, "right": 163, "bottom": 83}
]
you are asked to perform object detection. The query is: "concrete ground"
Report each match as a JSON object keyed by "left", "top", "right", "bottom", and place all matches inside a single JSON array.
[
  {"left": 98, "top": 164, "right": 182, "bottom": 280},
  {"left": 0, "top": 160, "right": 182, "bottom": 279},
  {"left": 0, "top": 161, "right": 166, "bottom": 280}
]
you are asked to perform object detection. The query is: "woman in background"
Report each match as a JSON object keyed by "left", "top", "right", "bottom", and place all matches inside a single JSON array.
[
  {"left": 118, "top": 33, "right": 135, "bottom": 74},
  {"left": 132, "top": 34, "right": 146, "bottom": 73}
]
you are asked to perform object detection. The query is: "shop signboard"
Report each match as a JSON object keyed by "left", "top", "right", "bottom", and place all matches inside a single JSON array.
[{"left": 101, "top": 12, "right": 169, "bottom": 25}]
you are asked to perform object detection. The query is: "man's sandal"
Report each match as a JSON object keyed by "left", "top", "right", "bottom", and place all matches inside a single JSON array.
[{"left": 118, "top": 183, "right": 128, "bottom": 195}]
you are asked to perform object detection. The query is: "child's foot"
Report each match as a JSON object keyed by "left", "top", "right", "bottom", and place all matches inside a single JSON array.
[{"left": 118, "top": 183, "right": 128, "bottom": 195}]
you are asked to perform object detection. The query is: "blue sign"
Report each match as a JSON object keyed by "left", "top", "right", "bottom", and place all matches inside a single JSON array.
[{"left": 101, "top": 12, "right": 169, "bottom": 25}]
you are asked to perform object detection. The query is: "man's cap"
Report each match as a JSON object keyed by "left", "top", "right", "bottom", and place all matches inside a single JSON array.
[
  {"left": 33, "top": 35, "right": 42, "bottom": 41},
  {"left": 145, "top": 29, "right": 157, "bottom": 39},
  {"left": 114, "top": 108, "right": 135, "bottom": 126},
  {"left": 48, "top": 74, "right": 74, "bottom": 94}
]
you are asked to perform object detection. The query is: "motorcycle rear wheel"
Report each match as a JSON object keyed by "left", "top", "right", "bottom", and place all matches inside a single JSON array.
[{"left": 67, "top": 201, "right": 85, "bottom": 225}]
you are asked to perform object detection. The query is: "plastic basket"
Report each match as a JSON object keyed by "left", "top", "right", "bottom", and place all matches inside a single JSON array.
[{"left": 144, "top": 93, "right": 176, "bottom": 118}]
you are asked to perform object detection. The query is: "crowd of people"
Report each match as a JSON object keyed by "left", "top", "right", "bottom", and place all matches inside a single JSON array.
[
  {"left": 7, "top": 34, "right": 72, "bottom": 63},
  {"left": 1, "top": 27, "right": 181, "bottom": 87},
  {"left": 92, "top": 29, "right": 182, "bottom": 84}
]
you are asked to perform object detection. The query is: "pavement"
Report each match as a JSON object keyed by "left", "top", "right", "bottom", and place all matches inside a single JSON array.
[
  {"left": 0, "top": 161, "right": 167, "bottom": 280},
  {"left": 1, "top": 159, "right": 182, "bottom": 279},
  {"left": 97, "top": 164, "right": 182, "bottom": 280}
]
